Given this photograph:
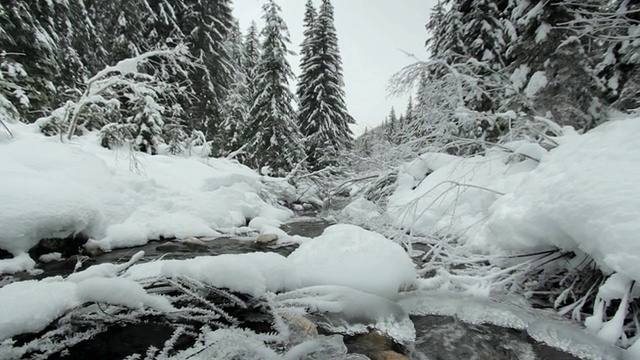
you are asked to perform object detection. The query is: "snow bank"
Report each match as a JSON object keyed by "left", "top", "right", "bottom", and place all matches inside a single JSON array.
[
  {"left": 0, "top": 122, "right": 292, "bottom": 262},
  {"left": 388, "top": 151, "right": 538, "bottom": 235},
  {"left": 0, "top": 281, "right": 78, "bottom": 340},
  {"left": 288, "top": 224, "right": 417, "bottom": 299},
  {"left": 473, "top": 119, "right": 640, "bottom": 280},
  {"left": 160, "top": 253, "right": 301, "bottom": 298},
  {"left": 387, "top": 117, "right": 640, "bottom": 352}
]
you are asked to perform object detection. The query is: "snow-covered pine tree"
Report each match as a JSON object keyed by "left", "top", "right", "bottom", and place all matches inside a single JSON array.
[
  {"left": 505, "top": 0, "right": 604, "bottom": 129},
  {"left": 220, "top": 20, "right": 249, "bottom": 156},
  {"left": 576, "top": 0, "right": 640, "bottom": 111},
  {"left": 385, "top": 107, "right": 398, "bottom": 144},
  {"left": 0, "top": 0, "right": 97, "bottom": 121},
  {"left": 415, "top": 0, "right": 514, "bottom": 154},
  {"left": 296, "top": 0, "right": 318, "bottom": 128},
  {"left": 297, "top": 0, "right": 354, "bottom": 171},
  {"left": 173, "top": 0, "right": 235, "bottom": 153},
  {"left": 38, "top": 46, "right": 194, "bottom": 155},
  {"left": 243, "top": 0, "right": 304, "bottom": 175}
]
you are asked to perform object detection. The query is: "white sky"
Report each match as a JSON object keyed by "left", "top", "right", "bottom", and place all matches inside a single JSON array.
[{"left": 232, "top": 0, "right": 437, "bottom": 135}]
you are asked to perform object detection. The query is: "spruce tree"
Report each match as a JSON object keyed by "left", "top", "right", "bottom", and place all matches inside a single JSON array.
[
  {"left": 220, "top": 20, "right": 248, "bottom": 155},
  {"left": 296, "top": 0, "right": 317, "bottom": 129},
  {"left": 243, "top": 0, "right": 304, "bottom": 175},
  {"left": 506, "top": 0, "right": 604, "bottom": 129},
  {"left": 173, "top": 0, "right": 235, "bottom": 150},
  {"left": 0, "top": 0, "right": 99, "bottom": 121},
  {"left": 297, "top": 0, "right": 354, "bottom": 170}
]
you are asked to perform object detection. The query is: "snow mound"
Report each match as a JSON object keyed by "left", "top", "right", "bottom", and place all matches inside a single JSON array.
[
  {"left": 0, "top": 281, "right": 78, "bottom": 340},
  {"left": 161, "top": 253, "right": 301, "bottom": 298},
  {"left": 473, "top": 118, "right": 640, "bottom": 281},
  {"left": 288, "top": 224, "right": 416, "bottom": 299},
  {"left": 0, "top": 122, "right": 292, "bottom": 262},
  {"left": 388, "top": 151, "right": 537, "bottom": 235}
]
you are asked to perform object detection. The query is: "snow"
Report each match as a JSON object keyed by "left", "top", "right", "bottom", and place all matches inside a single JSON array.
[
  {"left": 161, "top": 253, "right": 301, "bottom": 298},
  {"left": 0, "top": 121, "right": 293, "bottom": 265},
  {"left": 288, "top": 224, "right": 417, "bottom": 299},
  {"left": 525, "top": 71, "right": 548, "bottom": 98},
  {"left": 388, "top": 150, "right": 537, "bottom": 236},
  {"left": 387, "top": 116, "right": 640, "bottom": 353},
  {"left": 0, "top": 280, "right": 78, "bottom": 340},
  {"left": 473, "top": 118, "right": 640, "bottom": 281},
  {"left": 0, "top": 253, "right": 36, "bottom": 274}
]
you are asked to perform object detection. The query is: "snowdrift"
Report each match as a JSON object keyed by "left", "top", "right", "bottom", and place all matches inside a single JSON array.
[
  {"left": 386, "top": 116, "right": 640, "bottom": 353},
  {"left": 0, "top": 122, "right": 292, "bottom": 271}
]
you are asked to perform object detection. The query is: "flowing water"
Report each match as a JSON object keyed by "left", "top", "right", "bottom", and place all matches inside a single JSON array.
[{"left": 4, "top": 216, "right": 600, "bottom": 359}]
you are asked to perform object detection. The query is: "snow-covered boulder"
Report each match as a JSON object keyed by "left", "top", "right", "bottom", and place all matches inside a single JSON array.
[{"left": 288, "top": 224, "right": 417, "bottom": 299}]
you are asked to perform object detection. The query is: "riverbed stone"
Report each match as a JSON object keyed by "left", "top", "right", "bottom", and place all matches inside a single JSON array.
[
  {"left": 345, "top": 331, "right": 396, "bottom": 357},
  {"left": 156, "top": 241, "right": 180, "bottom": 251},
  {"left": 280, "top": 312, "right": 318, "bottom": 336},
  {"left": 182, "top": 237, "right": 208, "bottom": 248},
  {"left": 371, "top": 351, "right": 411, "bottom": 360},
  {"left": 256, "top": 233, "right": 278, "bottom": 245},
  {"left": 82, "top": 241, "right": 104, "bottom": 257}
]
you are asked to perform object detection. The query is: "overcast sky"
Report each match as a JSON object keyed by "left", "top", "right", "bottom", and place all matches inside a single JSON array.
[{"left": 232, "top": 0, "right": 437, "bottom": 135}]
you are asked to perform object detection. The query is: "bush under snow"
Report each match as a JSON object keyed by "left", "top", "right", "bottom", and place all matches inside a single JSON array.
[{"left": 385, "top": 116, "right": 640, "bottom": 354}]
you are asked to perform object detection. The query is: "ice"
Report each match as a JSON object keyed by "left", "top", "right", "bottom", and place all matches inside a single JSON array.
[
  {"left": 276, "top": 285, "right": 416, "bottom": 344},
  {"left": 399, "top": 290, "right": 624, "bottom": 360},
  {"left": 288, "top": 224, "right": 417, "bottom": 299}
]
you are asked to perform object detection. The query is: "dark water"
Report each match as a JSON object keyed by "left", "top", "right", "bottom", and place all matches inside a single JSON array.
[{"left": 409, "top": 315, "right": 580, "bottom": 360}]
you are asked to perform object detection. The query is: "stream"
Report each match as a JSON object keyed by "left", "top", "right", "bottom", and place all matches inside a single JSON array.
[{"left": 2, "top": 216, "right": 597, "bottom": 360}]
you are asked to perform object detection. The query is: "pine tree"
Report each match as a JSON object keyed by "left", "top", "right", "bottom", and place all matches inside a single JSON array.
[
  {"left": 385, "top": 107, "right": 398, "bottom": 144},
  {"left": 506, "top": 0, "right": 604, "bottom": 129},
  {"left": 591, "top": 0, "right": 640, "bottom": 111},
  {"left": 297, "top": 0, "right": 354, "bottom": 170},
  {"left": 173, "top": 0, "right": 235, "bottom": 150},
  {"left": 220, "top": 20, "right": 249, "bottom": 155},
  {"left": 296, "top": 0, "right": 317, "bottom": 127},
  {"left": 0, "top": 0, "right": 101, "bottom": 121},
  {"left": 242, "top": 21, "right": 261, "bottom": 112},
  {"left": 243, "top": 0, "right": 304, "bottom": 175}
]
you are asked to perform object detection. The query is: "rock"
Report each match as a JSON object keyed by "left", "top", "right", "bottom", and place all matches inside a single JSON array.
[
  {"left": 370, "top": 351, "right": 411, "bottom": 360},
  {"left": 280, "top": 312, "right": 318, "bottom": 336},
  {"left": 256, "top": 233, "right": 278, "bottom": 245},
  {"left": 29, "top": 233, "right": 89, "bottom": 259},
  {"left": 345, "top": 331, "right": 406, "bottom": 360},
  {"left": 82, "top": 241, "right": 104, "bottom": 257},
  {"left": 183, "top": 237, "right": 208, "bottom": 248},
  {"left": 156, "top": 241, "right": 180, "bottom": 252}
]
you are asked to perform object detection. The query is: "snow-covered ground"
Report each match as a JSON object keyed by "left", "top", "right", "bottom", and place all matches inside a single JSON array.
[
  {"left": 382, "top": 116, "right": 640, "bottom": 356},
  {"left": 0, "top": 121, "right": 293, "bottom": 273}
]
